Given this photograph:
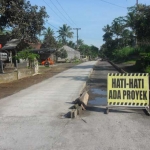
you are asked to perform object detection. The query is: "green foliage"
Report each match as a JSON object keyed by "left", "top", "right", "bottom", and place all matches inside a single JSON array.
[
  {"left": 123, "top": 60, "right": 136, "bottom": 64},
  {"left": 90, "top": 45, "right": 99, "bottom": 59},
  {"left": 134, "top": 5, "right": 150, "bottom": 42},
  {"left": 0, "top": 0, "right": 48, "bottom": 42},
  {"left": 134, "top": 59, "right": 144, "bottom": 71},
  {"left": 61, "top": 49, "right": 67, "bottom": 59},
  {"left": 15, "top": 48, "right": 39, "bottom": 61},
  {"left": 134, "top": 52, "right": 150, "bottom": 72},
  {"left": 41, "top": 27, "right": 57, "bottom": 48},
  {"left": 79, "top": 44, "right": 99, "bottom": 59},
  {"left": 137, "top": 44, "right": 150, "bottom": 53},
  {"left": 101, "top": 3, "right": 150, "bottom": 62},
  {"left": 144, "top": 66, "right": 150, "bottom": 73},
  {"left": 71, "top": 57, "right": 81, "bottom": 64},
  {"left": 140, "top": 52, "right": 150, "bottom": 60},
  {"left": 67, "top": 41, "right": 76, "bottom": 49},
  {"left": 112, "top": 47, "right": 139, "bottom": 62},
  {"left": 56, "top": 48, "right": 68, "bottom": 59},
  {"left": 57, "top": 24, "right": 74, "bottom": 44}
]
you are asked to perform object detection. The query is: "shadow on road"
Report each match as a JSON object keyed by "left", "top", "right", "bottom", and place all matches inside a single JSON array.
[
  {"left": 72, "top": 65, "right": 95, "bottom": 69},
  {"left": 93, "top": 66, "right": 117, "bottom": 71},
  {"left": 86, "top": 106, "right": 138, "bottom": 114}
]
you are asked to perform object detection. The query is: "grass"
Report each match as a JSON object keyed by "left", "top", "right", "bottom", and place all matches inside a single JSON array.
[{"left": 122, "top": 60, "right": 136, "bottom": 65}]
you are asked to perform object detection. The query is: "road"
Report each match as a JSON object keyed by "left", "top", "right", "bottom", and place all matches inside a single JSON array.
[{"left": 0, "top": 60, "right": 150, "bottom": 150}]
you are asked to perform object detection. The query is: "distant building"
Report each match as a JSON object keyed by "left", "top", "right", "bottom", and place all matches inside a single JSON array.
[
  {"left": 58, "top": 45, "right": 80, "bottom": 61},
  {"left": 28, "top": 42, "right": 41, "bottom": 50},
  {"left": 1, "top": 39, "right": 29, "bottom": 67},
  {"left": 30, "top": 48, "right": 56, "bottom": 63}
]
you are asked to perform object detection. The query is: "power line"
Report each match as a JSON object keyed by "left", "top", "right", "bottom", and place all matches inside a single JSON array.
[
  {"left": 46, "top": 21, "right": 59, "bottom": 30},
  {"left": 48, "top": 0, "right": 73, "bottom": 26},
  {"left": 55, "top": 0, "right": 77, "bottom": 26},
  {"left": 99, "top": 0, "right": 126, "bottom": 9},
  {"left": 43, "top": 0, "right": 67, "bottom": 23}
]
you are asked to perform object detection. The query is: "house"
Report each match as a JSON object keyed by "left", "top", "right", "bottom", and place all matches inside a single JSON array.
[
  {"left": 30, "top": 48, "right": 56, "bottom": 64},
  {"left": 58, "top": 45, "right": 80, "bottom": 61},
  {"left": 1, "top": 39, "right": 29, "bottom": 67},
  {"left": 28, "top": 42, "right": 41, "bottom": 50}
]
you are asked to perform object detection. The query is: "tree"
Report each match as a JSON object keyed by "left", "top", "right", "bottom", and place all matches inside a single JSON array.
[
  {"left": 90, "top": 45, "right": 99, "bottom": 59},
  {"left": 126, "top": 5, "right": 150, "bottom": 43},
  {"left": 78, "top": 39, "right": 84, "bottom": 47},
  {"left": 125, "top": 11, "right": 136, "bottom": 31},
  {"left": 134, "top": 4, "right": 150, "bottom": 42},
  {"left": 41, "top": 27, "right": 57, "bottom": 48},
  {"left": 56, "top": 48, "right": 68, "bottom": 59},
  {"left": 79, "top": 44, "right": 99, "bottom": 60},
  {"left": 15, "top": 48, "right": 39, "bottom": 68},
  {"left": 102, "top": 24, "right": 113, "bottom": 47},
  {"left": 102, "top": 24, "right": 111, "bottom": 33},
  {"left": 103, "top": 32, "right": 113, "bottom": 42},
  {"left": 57, "top": 24, "right": 74, "bottom": 44},
  {"left": 0, "top": 0, "right": 48, "bottom": 42},
  {"left": 67, "top": 41, "right": 76, "bottom": 49},
  {"left": 111, "top": 19, "right": 124, "bottom": 40},
  {"left": 79, "top": 44, "right": 90, "bottom": 56}
]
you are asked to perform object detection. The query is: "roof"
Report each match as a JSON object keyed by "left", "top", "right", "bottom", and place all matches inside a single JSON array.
[
  {"left": 28, "top": 42, "right": 41, "bottom": 50},
  {"left": 59, "top": 45, "right": 80, "bottom": 53},
  {"left": 30, "top": 48, "right": 56, "bottom": 54},
  {"left": 2, "top": 39, "right": 20, "bottom": 50}
]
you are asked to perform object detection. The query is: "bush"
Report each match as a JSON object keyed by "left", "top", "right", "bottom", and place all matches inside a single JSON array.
[
  {"left": 71, "top": 57, "right": 81, "bottom": 64},
  {"left": 144, "top": 65, "right": 150, "bottom": 73},
  {"left": 134, "top": 59, "right": 145, "bottom": 71},
  {"left": 113, "top": 47, "right": 139, "bottom": 62},
  {"left": 15, "top": 48, "right": 39, "bottom": 68},
  {"left": 56, "top": 48, "right": 68, "bottom": 59}
]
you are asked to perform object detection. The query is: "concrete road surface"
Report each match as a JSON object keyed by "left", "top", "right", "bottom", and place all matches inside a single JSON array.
[{"left": 0, "top": 60, "right": 150, "bottom": 150}]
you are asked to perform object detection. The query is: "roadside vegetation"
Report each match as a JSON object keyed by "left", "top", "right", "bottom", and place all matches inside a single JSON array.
[
  {"left": 99, "top": 4, "right": 150, "bottom": 73},
  {"left": 0, "top": 1, "right": 99, "bottom": 63}
]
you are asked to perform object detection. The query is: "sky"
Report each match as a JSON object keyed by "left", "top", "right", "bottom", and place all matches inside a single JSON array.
[{"left": 29, "top": 0, "right": 150, "bottom": 49}]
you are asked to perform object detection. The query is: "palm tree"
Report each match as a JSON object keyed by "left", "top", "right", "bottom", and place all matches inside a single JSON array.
[
  {"left": 41, "top": 27, "right": 56, "bottom": 48},
  {"left": 67, "top": 41, "right": 76, "bottom": 49},
  {"left": 102, "top": 24, "right": 111, "bottom": 33},
  {"left": 102, "top": 24, "right": 113, "bottom": 42},
  {"left": 122, "top": 29, "right": 130, "bottom": 46},
  {"left": 125, "top": 12, "right": 135, "bottom": 30},
  {"left": 78, "top": 39, "right": 84, "bottom": 47},
  {"left": 43, "top": 27, "right": 54, "bottom": 37},
  {"left": 57, "top": 24, "right": 74, "bottom": 44},
  {"left": 112, "top": 21, "right": 122, "bottom": 39}
]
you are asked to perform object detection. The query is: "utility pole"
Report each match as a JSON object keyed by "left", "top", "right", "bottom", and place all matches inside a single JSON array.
[
  {"left": 73, "top": 28, "right": 81, "bottom": 49},
  {"left": 136, "top": 0, "right": 138, "bottom": 5},
  {"left": 0, "top": 53, "right": 4, "bottom": 73}
]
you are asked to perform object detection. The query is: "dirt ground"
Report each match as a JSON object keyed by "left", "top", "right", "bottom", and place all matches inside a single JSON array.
[
  {"left": 0, "top": 63, "right": 78, "bottom": 99},
  {"left": 0, "top": 61, "right": 133, "bottom": 100}
]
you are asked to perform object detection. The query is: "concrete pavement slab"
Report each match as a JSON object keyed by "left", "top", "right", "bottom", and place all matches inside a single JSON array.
[
  {"left": 0, "top": 61, "right": 96, "bottom": 150},
  {"left": 1, "top": 60, "right": 150, "bottom": 150}
]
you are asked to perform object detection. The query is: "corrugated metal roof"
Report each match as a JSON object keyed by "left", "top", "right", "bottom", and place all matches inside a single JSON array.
[
  {"left": 31, "top": 48, "right": 56, "bottom": 54},
  {"left": 2, "top": 39, "right": 20, "bottom": 50}
]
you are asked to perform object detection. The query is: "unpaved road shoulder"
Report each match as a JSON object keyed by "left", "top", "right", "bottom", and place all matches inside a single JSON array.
[{"left": 0, "top": 63, "right": 77, "bottom": 99}]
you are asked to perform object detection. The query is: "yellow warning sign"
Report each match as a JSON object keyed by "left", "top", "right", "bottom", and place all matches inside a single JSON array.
[{"left": 107, "top": 73, "right": 149, "bottom": 107}]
